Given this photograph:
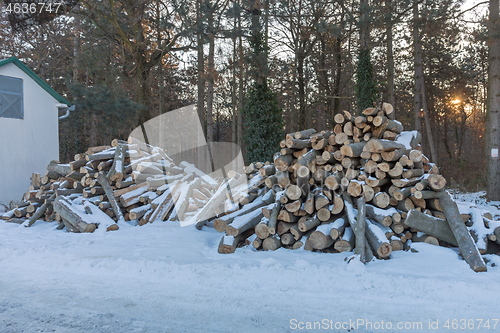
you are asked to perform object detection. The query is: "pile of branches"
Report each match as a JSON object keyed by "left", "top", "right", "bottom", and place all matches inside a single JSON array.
[{"left": 215, "top": 104, "right": 498, "bottom": 272}]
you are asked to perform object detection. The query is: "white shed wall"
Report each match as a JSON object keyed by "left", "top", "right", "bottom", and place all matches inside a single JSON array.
[{"left": 0, "top": 63, "right": 59, "bottom": 203}]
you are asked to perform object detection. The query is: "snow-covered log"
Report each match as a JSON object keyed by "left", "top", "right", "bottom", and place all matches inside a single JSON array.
[
  {"left": 53, "top": 197, "right": 96, "bottom": 233},
  {"left": 439, "top": 192, "right": 487, "bottom": 272}
]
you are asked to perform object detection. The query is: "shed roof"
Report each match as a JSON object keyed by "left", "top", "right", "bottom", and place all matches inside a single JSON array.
[{"left": 0, "top": 57, "right": 71, "bottom": 105}]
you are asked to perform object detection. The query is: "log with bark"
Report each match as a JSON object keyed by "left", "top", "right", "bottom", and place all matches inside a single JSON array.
[{"left": 439, "top": 192, "right": 487, "bottom": 272}]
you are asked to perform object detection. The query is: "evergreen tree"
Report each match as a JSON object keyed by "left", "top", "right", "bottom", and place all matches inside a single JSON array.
[
  {"left": 356, "top": 49, "right": 378, "bottom": 111},
  {"left": 242, "top": 4, "right": 283, "bottom": 163},
  {"left": 242, "top": 82, "right": 283, "bottom": 163},
  {"left": 356, "top": 0, "right": 378, "bottom": 112},
  {"left": 61, "top": 82, "right": 140, "bottom": 161}
]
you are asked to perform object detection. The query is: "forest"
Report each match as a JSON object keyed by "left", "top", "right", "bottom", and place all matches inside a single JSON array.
[{"left": 0, "top": 0, "right": 494, "bottom": 194}]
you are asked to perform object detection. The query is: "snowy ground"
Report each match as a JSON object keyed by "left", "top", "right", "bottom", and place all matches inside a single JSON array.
[{"left": 1, "top": 192, "right": 500, "bottom": 333}]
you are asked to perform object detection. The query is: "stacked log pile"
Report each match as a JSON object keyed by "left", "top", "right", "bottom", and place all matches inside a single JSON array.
[
  {"left": 216, "top": 104, "right": 494, "bottom": 272},
  {"left": 1, "top": 138, "right": 226, "bottom": 232},
  {"left": 1, "top": 102, "right": 496, "bottom": 272}
]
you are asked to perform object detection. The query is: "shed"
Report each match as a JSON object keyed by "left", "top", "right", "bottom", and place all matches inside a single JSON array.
[{"left": 0, "top": 57, "right": 70, "bottom": 203}]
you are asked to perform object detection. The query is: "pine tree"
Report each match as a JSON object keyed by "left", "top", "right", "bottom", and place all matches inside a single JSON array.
[
  {"left": 242, "top": 83, "right": 283, "bottom": 163},
  {"left": 356, "top": 0, "right": 378, "bottom": 112},
  {"left": 242, "top": 3, "right": 283, "bottom": 163},
  {"left": 356, "top": 49, "right": 378, "bottom": 111}
]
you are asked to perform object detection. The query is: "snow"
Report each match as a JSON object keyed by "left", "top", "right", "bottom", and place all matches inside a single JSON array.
[
  {"left": 230, "top": 208, "right": 264, "bottom": 229},
  {"left": 371, "top": 220, "right": 392, "bottom": 234},
  {"left": 262, "top": 188, "right": 274, "bottom": 202},
  {"left": 130, "top": 204, "right": 151, "bottom": 215},
  {"left": 220, "top": 197, "right": 264, "bottom": 222},
  {"left": 120, "top": 185, "right": 148, "bottom": 201},
  {"left": 2, "top": 191, "right": 500, "bottom": 332},
  {"left": 174, "top": 178, "right": 199, "bottom": 211},
  {"left": 247, "top": 174, "right": 263, "bottom": 188},
  {"left": 91, "top": 147, "right": 115, "bottom": 156},
  {"left": 179, "top": 161, "right": 219, "bottom": 189},
  {"left": 149, "top": 173, "right": 184, "bottom": 183},
  {"left": 315, "top": 222, "right": 334, "bottom": 235},
  {"left": 344, "top": 200, "right": 358, "bottom": 225},
  {"left": 115, "top": 157, "right": 123, "bottom": 172},
  {"left": 342, "top": 226, "right": 353, "bottom": 240},
  {"left": 367, "top": 219, "right": 388, "bottom": 242},
  {"left": 150, "top": 187, "right": 171, "bottom": 207},
  {"left": 345, "top": 254, "right": 366, "bottom": 274},
  {"left": 350, "top": 179, "right": 364, "bottom": 185},
  {"left": 457, "top": 202, "right": 493, "bottom": 251},
  {"left": 395, "top": 130, "right": 419, "bottom": 150},
  {"left": 367, "top": 204, "right": 398, "bottom": 216},
  {"left": 247, "top": 234, "right": 257, "bottom": 246},
  {"left": 331, "top": 217, "right": 346, "bottom": 229},
  {"left": 122, "top": 175, "right": 133, "bottom": 183},
  {"left": 224, "top": 199, "right": 239, "bottom": 212},
  {"left": 259, "top": 216, "right": 269, "bottom": 225},
  {"left": 223, "top": 234, "right": 235, "bottom": 246},
  {"left": 130, "top": 152, "right": 161, "bottom": 169},
  {"left": 140, "top": 192, "right": 158, "bottom": 201},
  {"left": 416, "top": 231, "right": 426, "bottom": 238}
]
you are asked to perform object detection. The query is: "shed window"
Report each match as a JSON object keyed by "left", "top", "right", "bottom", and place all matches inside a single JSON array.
[{"left": 0, "top": 75, "right": 23, "bottom": 119}]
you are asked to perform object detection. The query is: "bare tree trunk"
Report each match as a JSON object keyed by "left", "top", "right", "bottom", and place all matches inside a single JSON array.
[
  {"left": 486, "top": 0, "right": 500, "bottom": 200},
  {"left": 318, "top": 37, "right": 331, "bottom": 129},
  {"left": 207, "top": 2, "right": 215, "bottom": 144},
  {"left": 386, "top": 0, "right": 395, "bottom": 107},
  {"left": 137, "top": 65, "right": 152, "bottom": 127},
  {"left": 333, "top": 36, "right": 342, "bottom": 116},
  {"left": 420, "top": 78, "right": 438, "bottom": 163},
  {"left": 333, "top": 1, "right": 344, "bottom": 116},
  {"left": 72, "top": 14, "right": 80, "bottom": 82},
  {"left": 237, "top": 1, "right": 244, "bottom": 153},
  {"left": 157, "top": 0, "right": 163, "bottom": 116},
  {"left": 264, "top": 0, "right": 269, "bottom": 74},
  {"left": 90, "top": 114, "right": 98, "bottom": 147},
  {"left": 232, "top": 11, "right": 238, "bottom": 164},
  {"left": 443, "top": 113, "right": 453, "bottom": 158},
  {"left": 197, "top": 0, "right": 207, "bottom": 168},
  {"left": 413, "top": 0, "right": 437, "bottom": 163},
  {"left": 197, "top": 0, "right": 206, "bottom": 134},
  {"left": 291, "top": 19, "right": 298, "bottom": 133},
  {"left": 412, "top": 0, "right": 422, "bottom": 133},
  {"left": 297, "top": 54, "right": 306, "bottom": 129},
  {"left": 359, "top": 0, "right": 369, "bottom": 52}
]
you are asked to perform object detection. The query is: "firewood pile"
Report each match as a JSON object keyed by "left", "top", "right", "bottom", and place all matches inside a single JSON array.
[
  {"left": 2, "top": 102, "right": 498, "bottom": 272},
  {"left": 215, "top": 103, "right": 497, "bottom": 272},
  {"left": 1, "top": 137, "right": 223, "bottom": 232}
]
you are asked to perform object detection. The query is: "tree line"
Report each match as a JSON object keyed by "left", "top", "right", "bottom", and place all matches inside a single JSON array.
[{"left": 0, "top": 0, "right": 496, "bottom": 198}]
